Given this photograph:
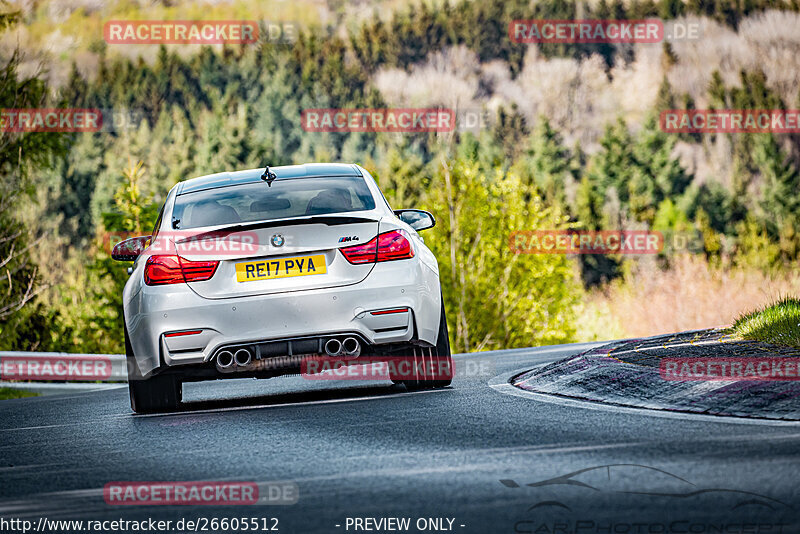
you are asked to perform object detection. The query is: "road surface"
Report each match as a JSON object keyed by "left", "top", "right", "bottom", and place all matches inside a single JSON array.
[{"left": 1, "top": 342, "right": 798, "bottom": 533}]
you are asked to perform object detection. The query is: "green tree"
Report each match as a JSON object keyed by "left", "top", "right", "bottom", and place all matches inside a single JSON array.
[
  {"left": 515, "top": 117, "right": 576, "bottom": 208},
  {"left": 371, "top": 142, "right": 427, "bottom": 209},
  {"left": 733, "top": 215, "right": 782, "bottom": 272},
  {"left": 753, "top": 134, "right": 800, "bottom": 261},
  {"left": 655, "top": 74, "right": 676, "bottom": 113},
  {"left": 421, "top": 154, "right": 579, "bottom": 353},
  {"left": 576, "top": 120, "right": 636, "bottom": 285},
  {"left": 0, "top": 12, "right": 67, "bottom": 345},
  {"left": 67, "top": 160, "right": 160, "bottom": 353},
  {"left": 587, "top": 119, "right": 637, "bottom": 203},
  {"left": 629, "top": 116, "right": 692, "bottom": 225},
  {"left": 491, "top": 104, "right": 528, "bottom": 162}
]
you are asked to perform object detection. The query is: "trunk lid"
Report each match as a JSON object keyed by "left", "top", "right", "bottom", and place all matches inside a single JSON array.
[{"left": 175, "top": 215, "right": 380, "bottom": 299}]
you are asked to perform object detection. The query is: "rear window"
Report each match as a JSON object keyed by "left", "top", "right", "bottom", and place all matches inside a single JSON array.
[{"left": 171, "top": 176, "right": 376, "bottom": 229}]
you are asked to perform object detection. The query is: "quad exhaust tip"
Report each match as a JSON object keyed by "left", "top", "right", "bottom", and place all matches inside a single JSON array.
[
  {"left": 219, "top": 337, "right": 360, "bottom": 371},
  {"left": 217, "top": 350, "right": 234, "bottom": 369},
  {"left": 342, "top": 337, "right": 361, "bottom": 358},
  {"left": 234, "top": 348, "right": 252, "bottom": 367},
  {"left": 216, "top": 348, "right": 252, "bottom": 370},
  {"left": 324, "top": 338, "right": 342, "bottom": 357},
  {"left": 324, "top": 337, "right": 360, "bottom": 358}
]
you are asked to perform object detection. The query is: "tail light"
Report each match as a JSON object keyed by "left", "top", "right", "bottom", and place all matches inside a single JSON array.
[
  {"left": 340, "top": 230, "right": 414, "bottom": 264},
  {"left": 179, "top": 256, "right": 220, "bottom": 282},
  {"left": 144, "top": 255, "right": 219, "bottom": 285}
]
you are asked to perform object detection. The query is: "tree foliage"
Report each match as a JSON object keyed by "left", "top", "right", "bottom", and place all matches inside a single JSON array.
[
  {"left": 4, "top": 0, "right": 800, "bottom": 352},
  {"left": 421, "top": 153, "right": 579, "bottom": 353},
  {"left": 0, "top": 12, "right": 67, "bottom": 345}
]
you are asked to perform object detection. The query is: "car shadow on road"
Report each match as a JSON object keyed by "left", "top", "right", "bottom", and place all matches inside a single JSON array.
[{"left": 136, "top": 381, "right": 416, "bottom": 416}]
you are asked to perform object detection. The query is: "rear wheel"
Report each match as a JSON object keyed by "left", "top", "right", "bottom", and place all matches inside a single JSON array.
[
  {"left": 125, "top": 326, "right": 181, "bottom": 413},
  {"left": 431, "top": 300, "right": 454, "bottom": 388},
  {"left": 393, "top": 297, "right": 453, "bottom": 390}
]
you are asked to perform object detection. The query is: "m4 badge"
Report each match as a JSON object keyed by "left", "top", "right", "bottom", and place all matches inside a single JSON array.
[{"left": 338, "top": 236, "right": 359, "bottom": 243}]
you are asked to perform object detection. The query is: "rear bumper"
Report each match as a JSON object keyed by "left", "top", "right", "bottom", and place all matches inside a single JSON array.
[{"left": 124, "top": 258, "right": 440, "bottom": 376}]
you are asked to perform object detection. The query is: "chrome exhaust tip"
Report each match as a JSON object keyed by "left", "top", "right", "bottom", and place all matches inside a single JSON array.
[
  {"left": 217, "top": 350, "right": 234, "bottom": 370},
  {"left": 342, "top": 337, "right": 361, "bottom": 358},
  {"left": 324, "top": 338, "right": 342, "bottom": 357},
  {"left": 234, "top": 348, "right": 252, "bottom": 367}
]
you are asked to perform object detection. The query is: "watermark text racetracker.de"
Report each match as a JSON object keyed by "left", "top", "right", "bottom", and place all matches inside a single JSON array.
[
  {"left": 0, "top": 108, "right": 146, "bottom": 133},
  {"left": 509, "top": 230, "right": 663, "bottom": 255},
  {"left": 509, "top": 19, "right": 700, "bottom": 43},
  {"left": 0, "top": 108, "right": 102, "bottom": 132},
  {"left": 106, "top": 230, "right": 264, "bottom": 257},
  {"left": 104, "top": 481, "right": 297, "bottom": 505},
  {"left": 510, "top": 19, "right": 662, "bottom": 43},
  {"left": 661, "top": 357, "right": 800, "bottom": 381},
  {"left": 300, "top": 355, "right": 494, "bottom": 381},
  {"left": 660, "top": 109, "right": 800, "bottom": 133},
  {"left": 0, "top": 355, "right": 112, "bottom": 381},
  {"left": 104, "top": 20, "right": 298, "bottom": 45},
  {"left": 104, "top": 20, "right": 258, "bottom": 44},
  {"left": 301, "top": 108, "right": 455, "bottom": 133},
  {"left": 509, "top": 230, "right": 705, "bottom": 255}
]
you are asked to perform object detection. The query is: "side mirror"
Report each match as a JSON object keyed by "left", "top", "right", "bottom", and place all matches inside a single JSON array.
[
  {"left": 112, "top": 235, "right": 150, "bottom": 261},
  {"left": 394, "top": 209, "right": 436, "bottom": 231}
]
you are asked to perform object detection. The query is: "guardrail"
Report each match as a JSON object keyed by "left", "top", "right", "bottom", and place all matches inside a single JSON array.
[{"left": 0, "top": 351, "right": 127, "bottom": 382}]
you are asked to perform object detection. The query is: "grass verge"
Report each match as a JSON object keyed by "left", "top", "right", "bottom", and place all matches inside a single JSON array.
[
  {"left": 0, "top": 386, "right": 40, "bottom": 400},
  {"left": 733, "top": 297, "right": 800, "bottom": 348}
]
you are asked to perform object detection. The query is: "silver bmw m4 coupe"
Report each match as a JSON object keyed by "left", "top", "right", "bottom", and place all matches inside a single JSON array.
[{"left": 112, "top": 163, "right": 452, "bottom": 413}]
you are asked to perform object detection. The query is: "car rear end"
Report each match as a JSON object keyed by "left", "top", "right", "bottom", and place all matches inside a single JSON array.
[{"left": 123, "top": 164, "right": 441, "bottom": 387}]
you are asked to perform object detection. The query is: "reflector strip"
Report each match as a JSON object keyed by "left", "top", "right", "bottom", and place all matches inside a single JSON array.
[
  {"left": 370, "top": 308, "right": 409, "bottom": 316},
  {"left": 164, "top": 330, "right": 203, "bottom": 338}
]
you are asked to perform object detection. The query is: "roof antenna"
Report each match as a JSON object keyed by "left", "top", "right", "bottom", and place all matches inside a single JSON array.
[{"left": 261, "top": 165, "right": 277, "bottom": 187}]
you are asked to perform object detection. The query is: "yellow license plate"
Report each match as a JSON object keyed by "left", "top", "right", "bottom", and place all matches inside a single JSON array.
[{"left": 235, "top": 254, "right": 327, "bottom": 282}]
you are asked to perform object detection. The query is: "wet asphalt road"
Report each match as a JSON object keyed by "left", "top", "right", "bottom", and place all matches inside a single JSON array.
[{"left": 1, "top": 341, "right": 799, "bottom": 534}]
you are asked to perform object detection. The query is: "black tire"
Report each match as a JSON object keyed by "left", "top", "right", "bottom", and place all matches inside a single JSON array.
[
  {"left": 431, "top": 299, "right": 453, "bottom": 388},
  {"left": 394, "top": 297, "right": 453, "bottom": 390},
  {"left": 125, "top": 325, "right": 181, "bottom": 413}
]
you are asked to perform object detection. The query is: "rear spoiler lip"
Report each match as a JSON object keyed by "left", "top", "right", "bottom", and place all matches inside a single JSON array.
[{"left": 175, "top": 215, "right": 382, "bottom": 244}]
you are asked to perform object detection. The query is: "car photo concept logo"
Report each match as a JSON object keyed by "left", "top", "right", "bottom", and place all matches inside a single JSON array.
[{"left": 503, "top": 464, "right": 793, "bottom": 533}]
